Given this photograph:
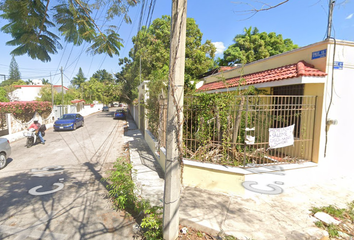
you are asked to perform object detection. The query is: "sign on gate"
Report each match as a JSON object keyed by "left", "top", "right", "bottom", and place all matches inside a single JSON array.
[{"left": 268, "top": 124, "right": 294, "bottom": 149}]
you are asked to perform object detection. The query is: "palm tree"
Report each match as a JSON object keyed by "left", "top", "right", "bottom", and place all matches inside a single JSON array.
[
  {"left": 26, "top": 79, "right": 34, "bottom": 85},
  {"left": 42, "top": 79, "right": 50, "bottom": 84}
]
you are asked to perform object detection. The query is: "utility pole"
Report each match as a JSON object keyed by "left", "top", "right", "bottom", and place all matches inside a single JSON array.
[
  {"left": 61, "top": 67, "right": 64, "bottom": 116},
  {"left": 50, "top": 72, "right": 54, "bottom": 106},
  {"left": 139, "top": 55, "right": 142, "bottom": 84},
  {"left": 163, "top": 0, "right": 187, "bottom": 239},
  {"left": 326, "top": 0, "right": 335, "bottom": 39},
  {"left": 0, "top": 74, "right": 6, "bottom": 82}
]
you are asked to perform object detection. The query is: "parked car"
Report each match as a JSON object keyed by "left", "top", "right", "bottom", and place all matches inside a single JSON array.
[
  {"left": 114, "top": 109, "right": 126, "bottom": 120},
  {"left": 102, "top": 106, "right": 109, "bottom": 112},
  {"left": 53, "top": 113, "right": 84, "bottom": 131},
  {"left": 0, "top": 138, "right": 11, "bottom": 169}
]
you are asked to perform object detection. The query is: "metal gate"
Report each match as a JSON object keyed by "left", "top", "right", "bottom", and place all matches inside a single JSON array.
[
  {"left": 0, "top": 113, "right": 9, "bottom": 137},
  {"left": 182, "top": 95, "right": 317, "bottom": 167}
]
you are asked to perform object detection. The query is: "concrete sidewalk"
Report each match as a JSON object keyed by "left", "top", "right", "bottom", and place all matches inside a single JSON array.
[{"left": 124, "top": 116, "right": 354, "bottom": 240}]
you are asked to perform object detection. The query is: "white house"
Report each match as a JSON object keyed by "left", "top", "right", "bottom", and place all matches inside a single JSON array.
[{"left": 10, "top": 85, "right": 68, "bottom": 101}]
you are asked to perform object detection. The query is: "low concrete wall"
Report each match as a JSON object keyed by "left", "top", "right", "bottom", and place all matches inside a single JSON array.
[
  {"left": 182, "top": 160, "right": 246, "bottom": 196},
  {"left": 158, "top": 145, "right": 319, "bottom": 196},
  {"left": 144, "top": 129, "right": 160, "bottom": 161}
]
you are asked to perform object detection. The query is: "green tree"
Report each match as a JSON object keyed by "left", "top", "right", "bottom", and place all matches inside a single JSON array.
[
  {"left": 9, "top": 56, "right": 21, "bottom": 80},
  {"left": 81, "top": 77, "right": 104, "bottom": 103},
  {"left": 0, "top": 0, "right": 137, "bottom": 62},
  {"left": 117, "top": 15, "right": 216, "bottom": 103},
  {"left": 91, "top": 69, "right": 114, "bottom": 84},
  {"left": 71, "top": 68, "right": 86, "bottom": 89},
  {"left": 115, "top": 57, "right": 136, "bottom": 103},
  {"left": 36, "top": 85, "right": 80, "bottom": 104},
  {"left": 0, "top": 79, "right": 17, "bottom": 86},
  {"left": 0, "top": 87, "right": 9, "bottom": 102},
  {"left": 218, "top": 27, "right": 298, "bottom": 66},
  {"left": 63, "top": 87, "right": 81, "bottom": 104},
  {"left": 42, "top": 78, "right": 50, "bottom": 84},
  {"left": 26, "top": 79, "right": 34, "bottom": 85}
]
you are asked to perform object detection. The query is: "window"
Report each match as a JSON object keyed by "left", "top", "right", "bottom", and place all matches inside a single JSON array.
[{"left": 272, "top": 84, "right": 304, "bottom": 138}]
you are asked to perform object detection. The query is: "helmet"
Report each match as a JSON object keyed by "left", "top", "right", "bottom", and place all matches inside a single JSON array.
[{"left": 33, "top": 119, "right": 38, "bottom": 123}]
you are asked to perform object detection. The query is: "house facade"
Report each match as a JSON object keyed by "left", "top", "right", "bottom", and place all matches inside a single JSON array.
[
  {"left": 198, "top": 39, "right": 354, "bottom": 169},
  {"left": 11, "top": 85, "right": 68, "bottom": 101}
]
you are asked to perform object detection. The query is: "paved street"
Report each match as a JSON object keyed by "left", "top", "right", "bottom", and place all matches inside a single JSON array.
[{"left": 0, "top": 110, "right": 137, "bottom": 240}]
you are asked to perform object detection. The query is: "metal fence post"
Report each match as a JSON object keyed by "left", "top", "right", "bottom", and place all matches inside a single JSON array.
[{"left": 243, "top": 95, "right": 249, "bottom": 166}]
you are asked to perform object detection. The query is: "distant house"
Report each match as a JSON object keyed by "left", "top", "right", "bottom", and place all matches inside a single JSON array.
[{"left": 10, "top": 85, "right": 68, "bottom": 102}]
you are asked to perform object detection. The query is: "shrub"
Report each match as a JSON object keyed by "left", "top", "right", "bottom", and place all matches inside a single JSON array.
[
  {"left": 103, "top": 158, "right": 163, "bottom": 239},
  {"left": 0, "top": 101, "right": 52, "bottom": 122}
]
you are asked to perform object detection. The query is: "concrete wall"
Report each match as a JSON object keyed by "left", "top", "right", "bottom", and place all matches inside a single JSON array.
[
  {"left": 182, "top": 160, "right": 246, "bottom": 195},
  {"left": 320, "top": 41, "right": 354, "bottom": 168},
  {"left": 145, "top": 129, "right": 161, "bottom": 161},
  {"left": 304, "top": 83, "right": 324, "bottom": 163}
]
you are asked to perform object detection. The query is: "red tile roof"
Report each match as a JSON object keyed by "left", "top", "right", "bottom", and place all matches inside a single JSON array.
[
  {"left": 71, "top": 99, "right": 85, "bottom": 103},
  {"left": 198, "top": 61, "right": 327, "bottom": 91}
]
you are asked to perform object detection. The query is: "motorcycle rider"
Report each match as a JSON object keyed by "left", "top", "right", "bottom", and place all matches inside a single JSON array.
[{"left": 28, "top": 119, "right": 45, "bottom": 145}]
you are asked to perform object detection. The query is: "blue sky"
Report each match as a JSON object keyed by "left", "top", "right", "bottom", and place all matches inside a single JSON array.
[{"left": 0, "top": 0, "right": 353, "bottom": 87}]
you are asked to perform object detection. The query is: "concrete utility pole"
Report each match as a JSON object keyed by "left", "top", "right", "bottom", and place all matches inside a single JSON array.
[
  {"left": 163, "top": 0, "right": 187, "bottom": 239},
  {"left": 326, "top": 0, "right": 335, "bottom": 39},
  {"left": 50, "top": 72, "right": 54, "bottom": 106},
  {"left": 61, "top": 67, "right": 64, "bottom": 116}
]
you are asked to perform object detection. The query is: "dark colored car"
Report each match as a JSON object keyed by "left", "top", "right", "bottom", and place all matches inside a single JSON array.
[
  {"left": 114, "top": 109, "right": 126, "bottom": 120},
  {"left": 54, "top": 113, "right": 84, "bottom": 131},
  {"left": 102, "top": 106, "right": 109, "bottom": 112}
]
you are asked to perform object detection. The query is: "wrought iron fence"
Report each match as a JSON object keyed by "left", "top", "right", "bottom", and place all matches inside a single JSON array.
[{"left": 159, "top": 95, "right": 317, "bottom": 168}]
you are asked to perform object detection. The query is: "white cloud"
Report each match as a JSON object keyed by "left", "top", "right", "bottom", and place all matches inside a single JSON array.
[
  {"left": 212, "top": 42, "right": 226, "bottom": 55},
  {"left": 346, "top": 13, "right": 353, "bottom": 19}
]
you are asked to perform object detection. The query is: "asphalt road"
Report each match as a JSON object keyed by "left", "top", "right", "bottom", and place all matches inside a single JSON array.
[{"left": 0, "top": 109, "right": 138, "bottom": 240}]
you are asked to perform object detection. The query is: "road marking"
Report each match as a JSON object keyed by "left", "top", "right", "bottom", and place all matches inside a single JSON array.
[
  {"left": 28, "top": 183, "right": 64, "bottom": 196},
  {"left": 242, "top": 181, "right": 283, "bottom": 195},
  {"left": 28, "top": 166, "right": 65, "bottom": 196}
]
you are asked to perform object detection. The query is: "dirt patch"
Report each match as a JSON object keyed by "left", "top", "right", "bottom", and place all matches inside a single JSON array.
[{"left": 178, "top": 225, "right": 219, "bottom": 239}]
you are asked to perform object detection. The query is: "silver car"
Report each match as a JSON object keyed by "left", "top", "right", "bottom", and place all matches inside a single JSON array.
[{"left": 0, "top": 138, "right": 11, "bottom": 169}]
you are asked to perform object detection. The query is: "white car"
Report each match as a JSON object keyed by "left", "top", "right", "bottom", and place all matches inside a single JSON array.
[{"left": 0, "top": 138, "right": 11, "bottom": 169}]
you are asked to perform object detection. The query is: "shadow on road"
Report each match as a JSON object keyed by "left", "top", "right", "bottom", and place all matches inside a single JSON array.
[{"left": 0, "top": 164, "right": 136, "bottom": 239}]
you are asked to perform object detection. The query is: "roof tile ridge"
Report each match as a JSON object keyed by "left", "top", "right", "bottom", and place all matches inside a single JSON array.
[{"left": 297, "top": 60, "right": 318, "bottom": 76}]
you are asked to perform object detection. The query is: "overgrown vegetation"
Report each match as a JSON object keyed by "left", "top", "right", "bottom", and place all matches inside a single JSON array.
[
  {"left": 103, "top": 158, "right": 163, "bottom": 239},
  {"left": 181, "top": 85, "right": 273, "bottom": 166}
]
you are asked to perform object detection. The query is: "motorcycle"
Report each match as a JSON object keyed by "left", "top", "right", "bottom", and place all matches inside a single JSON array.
[{"left": 23, "top": 124, "right": 46, "bottom": 148}]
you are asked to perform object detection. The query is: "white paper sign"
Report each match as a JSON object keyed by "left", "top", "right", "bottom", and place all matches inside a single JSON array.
[
  {"left": 268, "top": 124, "right": 294, "bottom": 149},
  {"left": 245, "top": 135, "right": 255, "bottom": 145}
]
